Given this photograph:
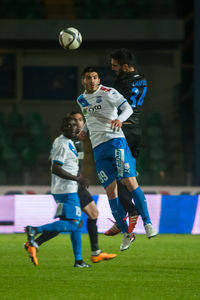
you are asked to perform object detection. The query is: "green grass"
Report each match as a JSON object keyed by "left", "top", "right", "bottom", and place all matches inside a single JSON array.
[{"left": 0, "top": 234, "right": 199, "bottom": 300}]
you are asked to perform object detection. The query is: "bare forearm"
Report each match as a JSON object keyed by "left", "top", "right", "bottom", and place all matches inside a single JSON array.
[{"left": 52, "top": 164, "right": 78, "bottom": 181}]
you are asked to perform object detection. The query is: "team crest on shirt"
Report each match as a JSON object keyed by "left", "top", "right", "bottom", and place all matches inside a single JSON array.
[
  {"left": 96, "top": 96, "right": 102, "bottom": 103},
  {"left": 82, "top": 107, "right": 88, "bottom": 116}
]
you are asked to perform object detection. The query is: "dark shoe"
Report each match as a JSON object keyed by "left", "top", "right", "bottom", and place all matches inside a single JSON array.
[
  {"left": 104, "top": 224, "right": 121, "bottom": 236},
  {"left": 74, "top": 262, "right": 92, "bottom": 268},
  {"left": 25, "top": 226, "right": 36, "bottom": 246}
]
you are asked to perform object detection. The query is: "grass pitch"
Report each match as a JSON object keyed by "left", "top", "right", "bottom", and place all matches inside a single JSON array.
[{"left": 0, "top": 233, "right": 199, "bottom": 300}]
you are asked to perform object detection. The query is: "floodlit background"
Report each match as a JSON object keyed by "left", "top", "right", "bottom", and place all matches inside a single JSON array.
[{"left": 0, "top": 0, "right": 199, "bottom": 188}]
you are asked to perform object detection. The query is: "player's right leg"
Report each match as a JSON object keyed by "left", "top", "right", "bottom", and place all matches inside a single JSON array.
[
  {"left": 105, "top": 180, "right": 135, "bottom": 251},
  {"left": 70, "top": 228, "right": 91, "bottom": 268},
  {"left": 105, "top": 181, "right": 139, "bottom": 235},
  {"left": 119, "top": 139, "right": 157, "bottom": 238}
]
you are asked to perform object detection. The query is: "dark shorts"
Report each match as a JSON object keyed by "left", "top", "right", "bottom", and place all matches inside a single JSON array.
[
  {"left": 78, "top": 185, "right": 94, "bottom": 210},
  {"left": 122, "top": 124, "right": 142, "bottom": 159}
]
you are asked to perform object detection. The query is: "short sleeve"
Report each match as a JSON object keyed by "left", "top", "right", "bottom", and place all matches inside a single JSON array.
[
  {"left": 52, "top": 143, "right": 68, "bottom": 165},
  {"left": 108, "top": 87, "right": 127, "bottom": 109}
]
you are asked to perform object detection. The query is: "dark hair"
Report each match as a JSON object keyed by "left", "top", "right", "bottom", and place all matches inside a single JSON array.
[
  {"left": 69, "top": 111, "right": 83, "bottom": 116},
  {"left": 60, "top": 116, "right": 75, "bottom": 131},
  {"left": 81, "top": 66, "right": 99, "bottom": 77},
  {"left": 110, "top": 48, "right": 136, "bottom": 67}
]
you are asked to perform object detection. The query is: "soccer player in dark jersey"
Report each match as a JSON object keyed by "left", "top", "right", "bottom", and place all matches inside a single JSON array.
[{"left": 105, "top": 48, "right": 156, "bottom": 238}]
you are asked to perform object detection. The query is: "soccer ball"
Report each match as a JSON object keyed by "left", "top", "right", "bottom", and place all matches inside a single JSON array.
[{"left": 58, "top": 27, "right": 82, "bottom": 50}]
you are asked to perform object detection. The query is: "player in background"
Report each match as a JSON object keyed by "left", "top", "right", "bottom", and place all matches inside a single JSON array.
[
  {"left": 25, "top": 114, "right": 116, "bottom": 264},
  {"left": 105, "top": 48, "right": 156, "bottom": 238},
  {"left": 69, "top": 111, "right": 116, "bottom": 262},
  {"left": 24, "top": 117, "right": 91, "bottom": 268},
  {"left": 77, "top": 67, "right": 157, "bottom": 251}
]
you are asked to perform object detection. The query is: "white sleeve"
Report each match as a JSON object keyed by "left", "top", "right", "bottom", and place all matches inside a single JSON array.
[
  {"left": 117, "top": 101, "right": 133, "bottom": 123},
  {"left": 52, "top": 143, "right": 67, "bottom": 164},
  {"left": 108, "top": 88, "right": 126, "bottom": 107}
]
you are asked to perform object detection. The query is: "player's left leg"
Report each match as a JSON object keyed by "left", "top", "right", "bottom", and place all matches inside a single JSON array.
[
  {"left": 93, "top": 139, "right": 134, "bottom": 251},
  {"left": 34, "top": 231, "right": 59, "bottom": 247},
  {"left": 25, "top": 220, "right": 80, "bottom": 248},
  {"left": 121, "top": 176, "right": 157, "bottom": 238},
  {"left": 80, "top": 187, "right": 116, "bottom": 262},
  {"left": 79, "top": 186, "right": 99, "bottom": 254},
  {"left": 71, "top": 228, "right": 91, "bottom": 268}
]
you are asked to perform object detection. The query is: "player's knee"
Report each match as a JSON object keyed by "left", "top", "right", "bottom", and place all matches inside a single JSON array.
[
  {"left": 105, "top": 180, "right": 117, "bottom": 200},
  {"left": 121, "top": 177, "right": 138, "bottom": 192},
  {"left": 89, "top": 207, "right": 99, "bottom": 219},
  {"left": 93, "top": 211, "right": 99, "bottom": 219},
  {"left": 83, "top": 203, "right": 99, "bottom": 219}
]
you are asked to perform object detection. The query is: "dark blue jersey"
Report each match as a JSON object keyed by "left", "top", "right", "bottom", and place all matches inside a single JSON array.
[{"left": 113, "top": 71, "right": 147, "bottom": 127}]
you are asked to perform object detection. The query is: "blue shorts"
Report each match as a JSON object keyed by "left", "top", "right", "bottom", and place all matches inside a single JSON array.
[
  {"left": 52, "top": 193, "right": 82, "bottom": 222},
  {"left": 93, "top": 138, "right": 136, "bottom": 188}
]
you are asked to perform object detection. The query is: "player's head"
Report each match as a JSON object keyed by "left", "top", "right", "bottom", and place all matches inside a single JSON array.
[
  {"left": 110, "top": 48, "right": 136, "bottom": 75},
  {"left": 69, "top": 111, "right": 84, "bottom": 133},
  {"left": 81, "top": 66, "right": 100, "bottom": 94},
  {"left": 61, "top": 116, "right": 77, "bottom": 139}
]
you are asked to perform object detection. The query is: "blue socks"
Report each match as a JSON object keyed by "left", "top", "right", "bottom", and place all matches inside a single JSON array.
[
  {"left": 131, "top": 187, "right": 151, "bottom": 224},
  {"left": 36, "top": 220, "right": 78, "bottom": 234},
  {"left": 70, "top": 228, "right": 82, "bottom": 261},
  {"left": 108, "top": 197, "right": 128, "bottom": 233}
]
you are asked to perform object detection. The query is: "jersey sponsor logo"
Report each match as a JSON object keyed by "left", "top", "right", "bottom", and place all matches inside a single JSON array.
[
  {"left": 100, "top": 86, "right": 111, "bottom": 92},
  {"left": 88, "top": 104, "right": 102, "bottom": 113},
  {"left": 82, "top": 104, "right": 102, "bottom": 115},
  {"left": 96, "top": 96, "right": 102, "bottom": 103}
]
